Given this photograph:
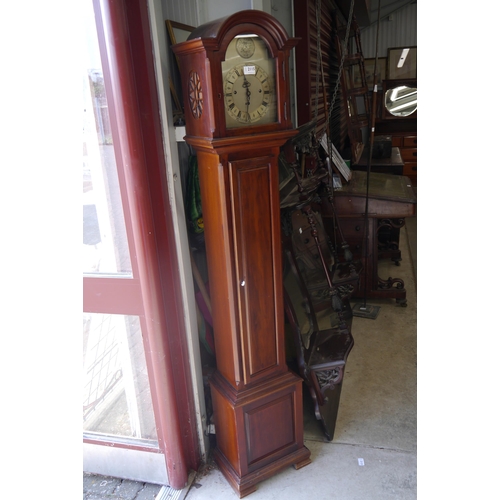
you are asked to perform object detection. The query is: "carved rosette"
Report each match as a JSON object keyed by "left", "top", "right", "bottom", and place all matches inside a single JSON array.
[
  {"left": 188, "top": 71, "right": 203, "bottom": 119},
  {"left": 315, "top": 366, "right": 344, "bottom": 394}
]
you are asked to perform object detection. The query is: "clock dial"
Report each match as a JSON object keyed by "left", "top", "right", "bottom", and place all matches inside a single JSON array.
[
  {"left": 222, "top": 35, "right": 277, "bottom": 129},
  {"left": 224, "top": 63, "right": 272, "bottom": 124}
]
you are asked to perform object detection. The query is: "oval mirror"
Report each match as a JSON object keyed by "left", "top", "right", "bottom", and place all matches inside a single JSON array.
[{"left": 384, "top": 85, "right": 417, "bottom": 117}]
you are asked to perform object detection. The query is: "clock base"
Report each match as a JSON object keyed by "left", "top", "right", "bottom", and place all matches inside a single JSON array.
[
  {"left": 209, "top": 370, "right": 312, "bottom": 498},
  {"left": 213, "top": 445, "right": 312, "bottom": 498}
]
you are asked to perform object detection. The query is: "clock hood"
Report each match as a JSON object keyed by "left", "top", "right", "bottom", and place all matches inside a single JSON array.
[{"left": 186, "top": 10, "right": 299, "bottom": 54}]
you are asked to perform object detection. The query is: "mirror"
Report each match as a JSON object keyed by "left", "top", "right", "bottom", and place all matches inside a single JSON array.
[{"left": 384, "top": 85, "right": 417, "bottom": 117}]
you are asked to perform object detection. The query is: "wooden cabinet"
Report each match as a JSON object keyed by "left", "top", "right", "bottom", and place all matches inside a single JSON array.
[{"left": 391, "top": 133, "right": 417, "bottom": 184}]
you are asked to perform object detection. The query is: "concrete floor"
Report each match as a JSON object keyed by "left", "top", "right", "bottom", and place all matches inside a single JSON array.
[{"left": 184, "top": 218, "right": 417, "bottom": 500}]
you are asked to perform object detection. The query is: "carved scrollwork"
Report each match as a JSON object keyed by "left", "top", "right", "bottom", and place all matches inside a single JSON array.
[
  {"left": 336, "top": 283, "right": 355, "bottom": 298},
  {"left": 377, "top": 218, "right": 405, "bottom": 232},
  {"left": 315, "top": 366, "right": 344, "bottom": 394},
  {"left": 378, "top": 276, "right": 405, "bottom": 290}
]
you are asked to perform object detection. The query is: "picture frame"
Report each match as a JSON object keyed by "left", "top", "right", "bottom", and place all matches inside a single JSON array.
[
  {"left": 165, "top": 20, "right": 196, "bottom": 124},
  {"left": 165, "top": 20, "right": 196, "bottom": 69},
  {"left": 387, "top": 46, "right": 417, "bottom": 80},
  {"left": 351, "top": 58, "right": 386, "bottom": 90},
  {"left": 364, "top": 57, "right": 386, "bottom": 88}
]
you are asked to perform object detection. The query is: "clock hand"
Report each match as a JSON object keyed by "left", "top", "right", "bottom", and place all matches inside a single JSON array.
[{"left": 243, "top": 73, "right": 251, "bottom": 119}]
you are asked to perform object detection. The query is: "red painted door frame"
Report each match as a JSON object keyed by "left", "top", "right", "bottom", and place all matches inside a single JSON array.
[{"left": 85, "top": 0, "right": 200, "bottom": 487}]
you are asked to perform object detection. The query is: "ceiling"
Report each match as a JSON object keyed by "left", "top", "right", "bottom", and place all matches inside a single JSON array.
[{"left": 336, "top": 0, "right": 417, "bottom": 27}]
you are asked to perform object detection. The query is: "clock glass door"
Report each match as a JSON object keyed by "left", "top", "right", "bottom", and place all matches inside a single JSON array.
[{"left": 222, "top": 35, "right": 277, "bottom": 128}]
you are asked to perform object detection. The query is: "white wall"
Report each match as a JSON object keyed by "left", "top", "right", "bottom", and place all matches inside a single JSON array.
[
  {"left": 360, "top": 3, "right": 417, "bottom": 59},
  {"left": 200, "top": 0, "right": 252, "bottom": 24},
  {"left": 161, "top": 0, "right": 200, "bottom": 26},
  {"left": 160, "top": 0, "right": 258, "bottom": 26},
  {"left": 160, "top": 0, "right": 284, "bottom": 27}
]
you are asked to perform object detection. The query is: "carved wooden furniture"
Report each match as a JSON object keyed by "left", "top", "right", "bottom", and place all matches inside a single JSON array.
[
  {"left": 173, "top": 11, "right": 310, "bottom": 497},
  {"left": 289, "top": 6, "right": 417, "bottom": 307},
  {"left": 321, "top": 170, "right": 416, "bottom": 305},
  {"left": 279, "top": 121, "right": 416, "bottom": 306},
  {"left": 278, "top": 123, "right": 360, "bottom": 440},
  {"left": 281, "top": 207, "right": 357, "bottom": 440}
]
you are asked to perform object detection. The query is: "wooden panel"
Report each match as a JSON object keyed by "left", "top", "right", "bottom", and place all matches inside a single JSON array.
[
  {"left": 403, "top": 162, "right": 417, "bottom": 184},
  {"left": 403, "top": 136, "right": 417, "bottom": 147},
  {"left": 210, "top": 370, "right": 310, "bottom": 495},
  {"left": 391, "top": 136, "right": 403, "bottom": 147},
  {"left": 400, "top": 148, "right": 417, "bottom": 162},
  {"left": 334, "top": 217, "right": 366, "bottom": 254},
  {"left": 210, "top": 382, "right": 240, "bottom": 475},
  {"left": 196, "top": 152, "right": 242, "bottom": 386},
  {"left": 230, "top": 157, "right": 280, "bottom": 384},
  {"left": 175, "top": 49, "right": 216, "bottom": 139},
  {"left": 245, "top": 393, "right": 295, "bottom": 466}
]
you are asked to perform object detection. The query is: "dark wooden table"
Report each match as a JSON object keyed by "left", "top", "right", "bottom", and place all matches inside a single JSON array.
[
  {"left": 322, "top": 171, "right": 416, "bottom": 305},
  {"left": 351, "top": 147, "right": 404, "bottom": 176}
]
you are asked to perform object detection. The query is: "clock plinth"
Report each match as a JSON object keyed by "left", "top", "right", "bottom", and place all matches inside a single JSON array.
[
  {"left": 210, "top": 371, "right": 311, "bottom": 498},
  {"left": 173, "top": 10, "right": 310, "bottom": 496}
]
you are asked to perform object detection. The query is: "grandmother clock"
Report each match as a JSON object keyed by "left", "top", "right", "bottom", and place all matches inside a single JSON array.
[{"left": 173, "top": 10, "right": 311, "bottom": 497}]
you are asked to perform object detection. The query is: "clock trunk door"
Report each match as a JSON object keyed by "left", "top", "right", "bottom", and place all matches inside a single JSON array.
[{"left": 229, "top": 155, "right": 285, "bottom": 386}]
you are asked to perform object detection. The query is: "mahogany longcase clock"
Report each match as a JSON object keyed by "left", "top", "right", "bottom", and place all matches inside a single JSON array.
[{"left": 173, "top": 11, "right": 311, "bottom": 497}]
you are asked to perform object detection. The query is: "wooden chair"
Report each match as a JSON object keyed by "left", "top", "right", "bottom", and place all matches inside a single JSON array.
[{"left": 282, "top": 209, "right": 357, "bottom": 441}]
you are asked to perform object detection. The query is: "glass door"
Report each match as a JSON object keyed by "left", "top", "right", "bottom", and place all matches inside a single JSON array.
[
  {"left": 83, "top": 10, "right": 153, "bottom": 445},
  {"left": 83, "top": 0, "right": 198, "bottom": 487}
]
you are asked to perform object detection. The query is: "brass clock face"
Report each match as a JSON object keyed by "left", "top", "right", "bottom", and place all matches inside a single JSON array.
[{"left": 222, "top": 35, "right": 277, "bottom": 129}]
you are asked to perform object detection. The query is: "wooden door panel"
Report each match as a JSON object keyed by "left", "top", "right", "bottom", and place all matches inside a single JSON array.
[{"left": 230, "top": 157, "right": 280, "bottom": 383}]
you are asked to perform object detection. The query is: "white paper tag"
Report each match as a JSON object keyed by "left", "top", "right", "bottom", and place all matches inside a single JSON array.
[
  {"left": 244, "top": 65, "right": 256, "bottom": 75},
  {"left": 358, "top": 458, "right": 365, "bottom": 466}
]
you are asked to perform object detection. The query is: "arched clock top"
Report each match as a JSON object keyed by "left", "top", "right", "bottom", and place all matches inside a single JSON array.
[
  {"left": 173, "top": 9, "right": 299, "bottom": 140},
  {"left": 187, "top": 10, "right": 299, "bottom": 56}
]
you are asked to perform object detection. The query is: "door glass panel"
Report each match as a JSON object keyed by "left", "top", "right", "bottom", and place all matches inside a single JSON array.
[
  {"left": 83, "top": 4, "right": 132, "bottom": 276},
  {"left": 83, "top": 313, "right": 158, "bottom": 443}
]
